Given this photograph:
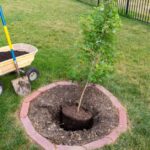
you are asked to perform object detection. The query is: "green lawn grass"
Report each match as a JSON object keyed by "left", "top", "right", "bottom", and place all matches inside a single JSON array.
[
  {"left": 77, "top": 0, "right": 98, "bottom": 6},
  {"left": 0, "top": 0, "right": 150, "bottom": 150}
]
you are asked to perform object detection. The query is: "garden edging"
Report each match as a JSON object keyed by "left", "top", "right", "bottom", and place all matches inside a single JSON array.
[{"left": 20, "top": 81, "right": 128, "bottom": 150}]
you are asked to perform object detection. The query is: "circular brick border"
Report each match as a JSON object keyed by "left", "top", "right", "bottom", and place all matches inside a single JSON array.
[{"left": 20, "top": 81, "right": 128, "bottom": 150}]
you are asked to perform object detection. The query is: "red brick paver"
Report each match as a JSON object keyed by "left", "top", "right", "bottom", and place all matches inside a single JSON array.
[
  {"left": 24, "top": 91, "right": 41, "bottom": 103},
  {"left": 20, "top": 102, "right": 30, "bottom": 118}
]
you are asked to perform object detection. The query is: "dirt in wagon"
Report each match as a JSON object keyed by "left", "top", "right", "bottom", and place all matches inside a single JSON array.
[
  {"left": 28, "top": 84, "right": 119, "bottom": 145},
  {"left": 0, "top": 51, "right": 28, "bottom": 62}
]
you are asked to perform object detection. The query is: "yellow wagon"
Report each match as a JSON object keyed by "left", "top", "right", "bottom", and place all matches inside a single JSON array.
[
  {"left": 0, "top": 43, "right": 38, "bottom": 75},
  {"left": 0, "top": 43, "right": 39, "bottom": 95}
]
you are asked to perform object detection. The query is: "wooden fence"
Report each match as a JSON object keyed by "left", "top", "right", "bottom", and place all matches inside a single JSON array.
[{"left": 79, "top": 0, "right": 150, "bottom": 23}]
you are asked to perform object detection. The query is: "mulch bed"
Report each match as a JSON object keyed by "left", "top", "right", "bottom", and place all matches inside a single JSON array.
[
  {"left": 28, "top": 84, "right": 119, "bottom": 145},
  {"left": 0, "top": 51, "right": 28, "bottom": 62}
]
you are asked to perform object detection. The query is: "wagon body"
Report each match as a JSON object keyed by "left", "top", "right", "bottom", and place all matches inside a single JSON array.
[{"left": 0, "top": 43, "right": 38, "bottom": 76}]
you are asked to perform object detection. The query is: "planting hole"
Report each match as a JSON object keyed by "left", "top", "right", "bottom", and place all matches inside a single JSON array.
[{"left": 60, "top": 104, "right": 94, "bottom": 131}]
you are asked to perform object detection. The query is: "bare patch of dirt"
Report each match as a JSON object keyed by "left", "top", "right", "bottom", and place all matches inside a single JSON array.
[{"left": 28, "top": 84, "right": 119, "bottom": 145}]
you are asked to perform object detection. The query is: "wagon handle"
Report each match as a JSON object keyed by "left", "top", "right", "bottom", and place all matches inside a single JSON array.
[{"left": 0, "top": 6, "right": 20, "bottom": 76}]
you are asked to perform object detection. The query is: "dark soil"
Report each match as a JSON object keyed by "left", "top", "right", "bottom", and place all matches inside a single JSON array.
[
  {"left": 61, "top": 105, "right": 93, "bottom": 131},
  {"left": 0, "top": 51, "right": 28, "bottom": 62},
  {"left": 28, "top": 84, "right": 119, "bottom": 145}
]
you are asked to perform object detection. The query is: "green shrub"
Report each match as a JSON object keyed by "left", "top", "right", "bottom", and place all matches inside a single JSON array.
[{"left": 79, "top": 0, "right": 121, "bottom": 83}]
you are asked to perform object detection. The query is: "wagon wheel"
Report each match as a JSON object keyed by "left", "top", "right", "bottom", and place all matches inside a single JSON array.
[
  {"left": 0, "top": 83, "right": 3, "bottom": 95},
  {"left": 26, "top": 68, "right": 39, "bottom": 82}
]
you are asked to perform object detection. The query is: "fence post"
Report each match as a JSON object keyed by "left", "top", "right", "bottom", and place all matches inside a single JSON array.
[
  {"left": 97, "top": 0, "right": 100, "bottom": 6},
  {"left": 126, "top": 0, "right": 130, "bottom": 15}
]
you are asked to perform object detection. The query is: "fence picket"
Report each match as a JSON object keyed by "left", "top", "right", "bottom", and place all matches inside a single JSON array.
[
  {"left": 82, "top": 0, "right": 150, "bottom": 23},
  {"left": 117, "top": 0, "right": 150, "bottom": 23}
]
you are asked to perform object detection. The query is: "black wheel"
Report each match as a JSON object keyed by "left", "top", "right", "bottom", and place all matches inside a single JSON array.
[
  {"left": 0, "top": 83, "right": 3, "bottom": 95},
  {"left": 26, "top": 68, "right": 39, "bottom": 82}
]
